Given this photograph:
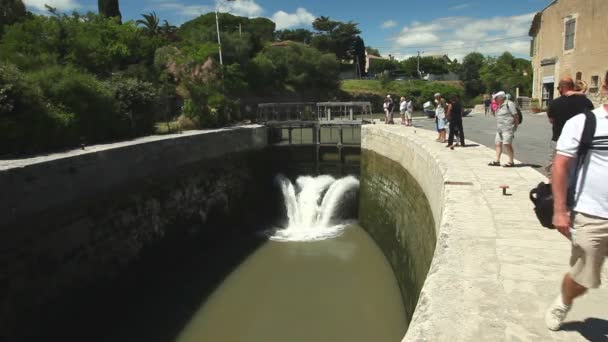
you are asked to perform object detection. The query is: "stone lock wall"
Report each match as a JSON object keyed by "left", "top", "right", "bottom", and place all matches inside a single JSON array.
[{"left": 0, "top": 126, "right": 268, "bottom": 340}]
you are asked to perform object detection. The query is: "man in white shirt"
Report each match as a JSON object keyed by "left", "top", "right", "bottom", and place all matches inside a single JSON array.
[
  {"left": 406, "top": 98, "right": 414, "bottom": 126},
  {"left": 545, "top": 104, "right": 608, "bottom": 331}
]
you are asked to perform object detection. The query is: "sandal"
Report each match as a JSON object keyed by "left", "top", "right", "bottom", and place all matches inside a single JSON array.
[
  {"left": 488, "top": 161, "right": 500, "bottom": 166},
  {"left": 503, "top": 162, "right": 516, "bottom": 167}
]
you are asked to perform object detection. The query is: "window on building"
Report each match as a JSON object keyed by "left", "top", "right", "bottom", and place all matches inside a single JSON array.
[
  {"left": 564, "top": 19, "right": 576, "bottom": 51},
  {"left": 590, "top": 75, "right": 599, "bottom": 93},
  {"left": 576, "top": 72, "right": 582, "bottom": 81}
]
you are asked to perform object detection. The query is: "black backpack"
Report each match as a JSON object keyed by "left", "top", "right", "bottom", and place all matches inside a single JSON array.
[
  {"left": 529, "top": 109, "right": 596, "bottom": 229},
  {"left": 507, "top": 100, "right": 523, "bottom": 124},
  {"left": 515, "top": 106, "right": 523, "bottom": 125}
]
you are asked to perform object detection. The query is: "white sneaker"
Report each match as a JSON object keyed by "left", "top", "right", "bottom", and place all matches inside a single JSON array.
[{"left": 545, "top": 296, "right": 571, "bottom": 331}]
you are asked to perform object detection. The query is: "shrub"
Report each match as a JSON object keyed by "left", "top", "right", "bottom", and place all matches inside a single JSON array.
[
  {"left": 0, "top": 63, "right": 75, "bottom": 154},
  {"left": 27, "top": 65, "right": 125, "bottom": 143},
  {"left": 110, "top": 75, "right": 159, "bottom": 136}
]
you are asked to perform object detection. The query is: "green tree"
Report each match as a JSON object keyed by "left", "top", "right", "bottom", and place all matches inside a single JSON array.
[
  {"left": 353, "top": 36, "right": 366, "bottom": 77},
  {"left": 250, "top": 42, "right": 340, "bottom": 99},
  {"left": 369, "top": 58, "right": 399, "bottom": 75},
  {"left": 312, "top": 16, "right": 339, "bottom": 33},
  {"left": 274, "top": 28, "right": 313, "bottom": 44},
  {"left": 480, "top": 52, "right": 533, "bottom": 96},
  {"left": 311, "top": 16, "right": 361, "bottom": 61},
  {"left": 366, "top": 47, "right": 380, "bottom": 57},
  {"left": 1, "top": 13, "right": 164, "bottom": 77},
  {"left": 460, "top": 52, "right": 486, "bottom": 98},
  {"left": 98, "top": 0, "right": 121, "bottom": 22},
  {"left": 137, "top": 11, "right": 160, "bottom": 35},
  {"left": 0, "top": 0, "right": 27, "bottom": 35}
]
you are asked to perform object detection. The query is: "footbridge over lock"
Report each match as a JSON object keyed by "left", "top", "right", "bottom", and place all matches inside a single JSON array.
[{"left": 256, "top": 102, "right": 373, "bottom": 174}]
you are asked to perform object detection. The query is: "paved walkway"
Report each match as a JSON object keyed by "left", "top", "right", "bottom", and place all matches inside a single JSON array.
[
  {"left": 364, "top": 124, "right": 607, "bottom": 341},
  {"left": 404, "top": 112, "right": 553, "bottom": 175}
]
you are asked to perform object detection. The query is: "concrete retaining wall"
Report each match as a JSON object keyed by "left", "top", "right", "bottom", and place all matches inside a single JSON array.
[
  {"left": 0, "top": 125, "right": 268, "bottom": 227},
  {"left": 358, "top": 149, "right": 436, "bottom": 329},
  {"left": 0, "top": 126, "right": 269, "bottom": 340}
]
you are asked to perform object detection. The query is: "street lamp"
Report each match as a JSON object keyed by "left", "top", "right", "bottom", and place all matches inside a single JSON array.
[{"left": 215, "top": 0, "right": 236, "bottom": 65}]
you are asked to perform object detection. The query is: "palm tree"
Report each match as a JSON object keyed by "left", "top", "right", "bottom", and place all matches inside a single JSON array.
[
  {"left": 136, "top": 11, "right": 160, "bottom": 35},
  {"left": 161, "top": 20, "right": 177, "bottom": 35}
]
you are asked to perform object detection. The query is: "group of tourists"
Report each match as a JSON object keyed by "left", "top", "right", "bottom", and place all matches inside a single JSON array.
[
  {"left": 383, "top": 95, "right": 414, "bottom": 126},
  {"left": 433, "top": 93, "right": 465, "bottom": 149}
]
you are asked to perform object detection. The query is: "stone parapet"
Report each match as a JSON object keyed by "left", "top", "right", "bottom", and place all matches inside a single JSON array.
[{"left": 0, "top": 126, "right": 267, "bottom": 227}]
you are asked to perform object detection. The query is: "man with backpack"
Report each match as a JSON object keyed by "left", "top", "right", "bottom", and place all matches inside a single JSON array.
[
  {"left": 545, "top": 102, "right": 608, "bottom": 331},
  {"left": 488, "top": 91, "right": 519, "bottom": 167},
  {"left": 546, "top": 77, "right": 594, "bottom": 178}
]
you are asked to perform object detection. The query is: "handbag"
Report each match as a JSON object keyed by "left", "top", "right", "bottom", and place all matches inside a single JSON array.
[{"left": 529, "top": 109, "right": 596, "bottom": 229}]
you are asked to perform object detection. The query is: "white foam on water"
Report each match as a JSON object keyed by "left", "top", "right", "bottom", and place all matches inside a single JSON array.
[{"left": 271, "top": 175, "right": 360, "bottom": 242}]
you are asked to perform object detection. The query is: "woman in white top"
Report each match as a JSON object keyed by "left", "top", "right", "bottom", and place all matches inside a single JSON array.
[
  {"left": 399, "top": 97, "right": 407, "bottom": 125},
  {"left": 383, "top": 98, "right": 391, "bottom": 123}
]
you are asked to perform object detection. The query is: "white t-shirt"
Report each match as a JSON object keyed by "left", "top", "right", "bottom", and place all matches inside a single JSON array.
[
  {"left": 407, "top": 101, "right": 414, "bottom": 112},
  {"left": 400, "top": 101, "right": 407, "bottom": 111},
  {"left": 556, "top": 105, "right": 608, "bottom": 219}
]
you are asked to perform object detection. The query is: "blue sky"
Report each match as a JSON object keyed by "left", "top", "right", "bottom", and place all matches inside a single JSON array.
[{"left": 23, "top": 0, "right": 554, "bottom": 60}]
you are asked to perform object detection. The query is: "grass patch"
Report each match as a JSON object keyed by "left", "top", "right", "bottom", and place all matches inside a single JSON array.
[{"left": 341, "top": 79, "right": 463, "bottom": 95}]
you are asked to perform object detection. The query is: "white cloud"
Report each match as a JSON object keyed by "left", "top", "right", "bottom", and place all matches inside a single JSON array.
[
  {"left": 217, "top": 0, "right": 263, "bottom": 18},
  {"left": 24, "top": 0, "right": 80, "bottom": 11},
  {"left": 384, "top": 13, "right": 535, "bottom": 60},
  {"left": 448, "top": 3, "right": 471, "bottom": 10},
  {"left": 271, "top": 8, "right": 315, "bottom": 30},
  {"left": 381, "top": 20, "right": 397, "bottom": 29},
  {"left": 151, "top": 0, "right": 263, "bottom": 19},
  {"left": 153, "top": 2, "right": 212, "bottom": 18}
]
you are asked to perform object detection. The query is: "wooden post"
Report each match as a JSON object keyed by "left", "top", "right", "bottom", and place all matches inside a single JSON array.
[
  {"left": 350, "top": 107, "right": 354, "bottom": 120},
  {"left": 288, "top": 127, "right": 293, "bottom": 145}
]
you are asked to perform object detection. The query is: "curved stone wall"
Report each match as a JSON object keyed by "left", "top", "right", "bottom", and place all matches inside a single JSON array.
[
  {"left": 360, "top": 124, "right": 568, "bottom": 341},
  {"left": 359, "top": 149, "right": 436, "bottom": 329}
]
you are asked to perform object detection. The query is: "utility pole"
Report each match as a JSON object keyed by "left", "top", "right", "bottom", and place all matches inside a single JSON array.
[
  {"left": 417, "top": 51, "right": 424, "bottom": 79},
  {"left": 215, "top": 0, "right": 236, "bottom": 66},
  {"left": 215, "top": 9, "right": 223, "bottom": 65}
]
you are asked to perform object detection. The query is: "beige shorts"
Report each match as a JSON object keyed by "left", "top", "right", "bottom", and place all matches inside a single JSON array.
[
  {"left": 569, "top": 212, "right": 608, "bottom": 289},
  {"left": 495, "top": 130, "right": 514, "bottom": 145}
]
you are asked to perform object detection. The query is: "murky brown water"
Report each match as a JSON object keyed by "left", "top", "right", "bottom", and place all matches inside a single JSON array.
[{"left": 176, "top": 224, "right": 406, "bottom": 342}]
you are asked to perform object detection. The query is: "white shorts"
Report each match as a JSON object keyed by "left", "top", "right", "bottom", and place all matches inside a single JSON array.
[{"left": 495, "top": 130, "right": 514, "bottom": 145}]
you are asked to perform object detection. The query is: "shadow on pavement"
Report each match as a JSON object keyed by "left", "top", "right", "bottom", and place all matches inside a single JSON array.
[
  {"left": 561, "top": 318, "right": 608, "bottom": 342},
  {"left": 514, "top": 163, "right": 543, "bottom": 169}
]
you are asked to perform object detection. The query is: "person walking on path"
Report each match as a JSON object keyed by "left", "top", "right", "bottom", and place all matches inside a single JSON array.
[
  {"left": 399, "top": 97, "right": 407, "bottom": 125},
  {"left": 383, "top": 98, "right": 391, "bottom": 123},
  {"left": 434, "top": 93, "right": 448, "bottom": 142},
  {"left": 546, "top": 77, "right": 594, "bottom": 178},
  {"left": 386, "top": 95, "right": 395, "bottom": 124},
  {"left": 488, "top": 91, "right": 518, "bottom": 167},
  {"left": 406, "top": 97, "right": 414, "bottom": 127},
  {"left": 446, "top": 95, "right": 465, "bottom": 149},
  {"left": 491, "top": 98, "right": 499, "bottom": 115},
  {"left": 484, "top": 96, "right": 492, "bottom": 117},
  {"left": 545, "top": 101, "right": 608, "bottom": 331}
]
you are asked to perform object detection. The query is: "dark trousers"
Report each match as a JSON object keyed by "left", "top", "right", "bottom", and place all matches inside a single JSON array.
[{"left": 448, "top": 119, "right": 465, "bottom": 146}]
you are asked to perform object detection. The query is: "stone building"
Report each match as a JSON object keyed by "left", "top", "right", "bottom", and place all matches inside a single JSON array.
[{"left": 529, "top": 0, "right": 608, "bottom": 107}]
